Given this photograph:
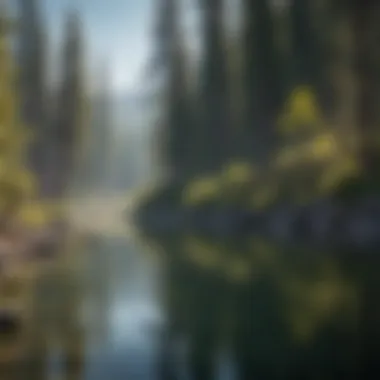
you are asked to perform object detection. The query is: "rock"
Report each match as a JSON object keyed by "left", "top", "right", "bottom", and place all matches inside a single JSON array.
[
  {"left": 0, "top": 312, "right": 20, "bottom": 336},
  {"left": 132, "top": 195, "right": 380, "bottom": 247},
  {"left": 294, "top": 201, "right": 337, "bottom": 242},
  {"left": 345, "top": 212, "right": 380, "bottom": 246},
  {"left": 268, "top": 205, "right": 298, "bottom": 241}
]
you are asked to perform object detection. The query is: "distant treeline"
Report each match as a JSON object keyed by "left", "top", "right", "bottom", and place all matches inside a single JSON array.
[{"left": 8, "top": 0, "right": 112, "bottom": 197}]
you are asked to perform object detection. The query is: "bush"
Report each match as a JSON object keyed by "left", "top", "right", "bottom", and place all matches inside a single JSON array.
[{"left": 333, "top": 175, "right": 380, "bottom": 202}]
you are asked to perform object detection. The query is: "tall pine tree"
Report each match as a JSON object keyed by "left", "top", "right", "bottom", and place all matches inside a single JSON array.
[
  {"left": 89, "top": 62, "right": 112, "bottom": 189},
  {"left": 17, "top": 0, "right": 47, "bottom": 182},
  {"left": 351, "top": 0, "right": 380, "bottom": 177},
  {"left": 198, "top": 0, "right": 231, "bottom": 173},
  {"left": 153, "top": 0, "right": 194, "bottom": 180},
  {"left": 289, "top": 0, "right": 327, "bottom": 106},
  {"left": 243, "top": 0, "right": 282, "bottom": 164},
  {"left": 290, "top": 0, "right": 316, "bottom": 85},
  {"left": 329, "top": 0, "right": 356, "bottom": 153},
  {"left": 0, "top": 3, "right": 39, "bottom": 227},
  {"left": 53, "top": 10, "right": 86, "bottom": 197}
]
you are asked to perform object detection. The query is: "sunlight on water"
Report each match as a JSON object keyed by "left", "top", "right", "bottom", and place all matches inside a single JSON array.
[{"left": 109, "top": 301, "right": 164, "bottom": 346}]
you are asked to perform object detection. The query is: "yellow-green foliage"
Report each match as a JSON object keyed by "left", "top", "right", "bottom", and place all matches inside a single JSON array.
[
  {"left": 221, "top": 160, "right": 255, "bottom": 186},
  {"left": 182, "top": 175, "right": 221, "bottom": 206},
  {"left": 178, "top": 90, "right": 358, "bottom": 210},
  {"left": 250, "top": 181, "right": 278, "bottom": 209},
  {"left": 181, "top": 130, "right": 359, "bottom": 210},
  {"left": 16, "top": 200, "right": 64, "bottom": 227},
  {"left": 218, "top": 161, "right": 258, "bottom": 205},
  {"left": 279, "top": 257, "right": 359, "bottom": 343},
  {"left": 0, "top": 166, "right": 36, "bottom": 205},
  {"left": 161, "top": 86, "right": 364, "bottom": 211},
  {"left": 274, "top": 130, "right": 339, "bottom": 171},
  {"left": 181, "top": 161, "right": 258, "bottom": 208},
  {"left": 158, "top": 235, "right": 360, "bottom": 347},
  {"left": 183, "top": 235, "right": 222, "bottom": 270},
  {"left": 318, "top": 154, "right": 359, "bottom": 194},
  {"left": 277, "top": 86, "right": 323, "bottom": 135},
  {"left": 0, "top": 8, "right": 50, "bottom": 227}
]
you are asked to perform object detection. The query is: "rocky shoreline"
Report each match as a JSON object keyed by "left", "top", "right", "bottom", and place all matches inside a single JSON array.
[
  {"left": 0, "top": 218, "right": 71, "bottom": 364},
  {"left": 132, "top": 197, "right": 380, "bottom": 248},
  {"left": 0, "top": 220, "right": 69, "bottom": 272}
]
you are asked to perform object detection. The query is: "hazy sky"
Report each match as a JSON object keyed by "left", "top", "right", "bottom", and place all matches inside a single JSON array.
[{"left": 41, "top": 0, "right": 154, "bottom": 94}]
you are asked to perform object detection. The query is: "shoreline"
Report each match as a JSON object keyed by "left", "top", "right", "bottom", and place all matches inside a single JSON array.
[
  {"left": 0, "top": 218, "right": 70, "bottom": 268},
  {"left": 132, "top": 197, "right": 380, "bottom": 248}
]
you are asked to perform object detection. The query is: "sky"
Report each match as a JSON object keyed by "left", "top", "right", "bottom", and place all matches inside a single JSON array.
[
  {"left": 32, "top": 0, "right": 242, "bottom": 97},
  {"left": 8, "top": 0, "right": 238, "bottom": 133},
  {"left": 41, "top": 0, "right": 155, "bottom": 95},
  {"left": 38, "top": 0, "right": 204, "bottom": 97}
]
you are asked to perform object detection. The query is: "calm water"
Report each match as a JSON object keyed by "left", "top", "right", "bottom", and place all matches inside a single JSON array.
[{"left": 6, "top": 232, "right": 380, "bottom": 379}]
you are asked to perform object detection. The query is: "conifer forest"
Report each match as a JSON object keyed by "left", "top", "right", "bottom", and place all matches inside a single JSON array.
[{"left": 0, "top": 1, "right": 379, "bottom": 379}]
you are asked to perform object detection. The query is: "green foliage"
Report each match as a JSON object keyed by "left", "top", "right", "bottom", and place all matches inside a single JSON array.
[
  {"left": 333, "top": 175, "right": 380, "bottom": 202},
  {"left": 148, "top": 233, "right": 362, "bottom": 362},
  {"left": 0, "top": 6, "right": 47, "bottom": 227},
  {"left": 182, "top": 175, "right": 221, "bottom": 207},
  {"left": 278, "top": 86, "right": 323, "bottom": 135},
  {"left": 133, "top": 0, "right": 379, "bottom": 216},
  {"left": 136, "top": 179, "right": 188, "bottom": 212},
  {"left": 136, "top": 121, "right": 369, "bottom": 216}
]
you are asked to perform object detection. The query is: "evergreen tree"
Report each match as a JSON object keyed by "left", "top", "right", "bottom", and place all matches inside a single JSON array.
[
  {"left": 274, "top": 0, "right": 331, "bottom": 150},
  {"left": 290, "top": 0, "right": 317, "bottom": 86},
  {"left": 17, "top": 0, "right": 47, "bottom": 183},
  {"left": 227, "top": 37, "right": 245, "bottom": 162},
  {"left": 165, "top": 23, "right": 193, "bottom": 179},
  {"left": 53, "top": 10, "right": 86, "bottom": 197},
  {"left": 198, "top": 0, "right": 231, "bottom": 173},
  {"left": 0, "top": 4, "right": 38, "bottom": 227},
  {"left": 329, "top": 0, "right": 356, "bottom": 153},
  {"left": 243, "top": 0, "right": 282, "bottom": 164},
  {"left": 89, "top": 62, "right": 112, "bottom": 188},
  {"left": 289, "top": 0, "right": 328, "bottom": 109},
  {"left": 152, "top": 0, "right": 194, "bottom": 180},
  {"left": 351, "top": 0, "right": 380, "bottom": 177}
]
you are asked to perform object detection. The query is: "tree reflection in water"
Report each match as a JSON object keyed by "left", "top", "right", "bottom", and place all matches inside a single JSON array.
[
  {"left": 24, "top": 237, "right": 85, "bottom": 380},
  {"left": 142, "top": 233, "right": 380, "bottom": 380},
  {"left": 3, "top": 231, "right": 377, "bottom": 380}
]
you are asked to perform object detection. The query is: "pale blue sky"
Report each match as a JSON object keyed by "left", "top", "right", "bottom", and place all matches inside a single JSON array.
[
  {"left": 38, "top": 0, "right": 203, "bottom": 96},
  {"left": 10, "top": 0, "right": 238, "bottom": 95},
  {"left": 41, "top": 0, "right": 155, "bottom": 94}
]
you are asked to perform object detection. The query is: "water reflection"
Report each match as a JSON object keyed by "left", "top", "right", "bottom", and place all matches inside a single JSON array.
[
  {"left": 25, "top": 237, "right": 85, "bottom": 380},
  {"left": 1, "top": 232, "right": 378, "bottom": 379},
  {"left": 0, "top": 234, "right": 164, "bottom": 380},
  {"left": 80, "top": 235, "right": 164, "bottom": 380},
  {"left": 149, "top": 234, "right": 380, "bottom": 379}
]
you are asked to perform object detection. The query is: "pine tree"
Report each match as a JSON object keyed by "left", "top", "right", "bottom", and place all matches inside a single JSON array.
[
  {"left": 275, "top": 0, "right": 330, "bottom": 148},
  {"left": 0, "top": 4, "right": 37, "bottom": 227},
  {"left": 243, "top": 0, "right": 282, "bottom": 164},
  {"left": 53, "top": 10, "right": 86, "bottom": 196},
  {"left": 351, "top": 0, "right": 380, "bottom": 177},
  {"left": 289, "top": 0, "right": 327, "bottom": 106},
  {"left": 329, "top": 0, "right": 356, "bottom": 153},
  {"left": 290, "top": 0, "right": 315, "bottom": 85},
  {"left": 198, "top": 0, "right": 231, "bottom": 173},
  {"left": 165, "top": 16, "right": 193, "bottom": 179},
  {"left": 227, "top": 36, "right": 245, "bottom": 162},
  {"left": 17, "top": 0, "right": 47, "bottom": 183},
  {"left": 89, "top": 62, "right": 112, "bottom": 188},
  {"left": 153, "top": 0, "right": 194, "bottom": 180}
]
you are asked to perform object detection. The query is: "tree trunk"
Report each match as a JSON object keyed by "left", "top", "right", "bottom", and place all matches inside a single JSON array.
[{"left": 351, "top": 0, "right": 380, "bottom": 177}]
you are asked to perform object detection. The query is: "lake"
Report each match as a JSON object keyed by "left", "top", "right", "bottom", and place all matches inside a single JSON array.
[{"left": 4, "top": 231, "right": 379, "bottom": 380}]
